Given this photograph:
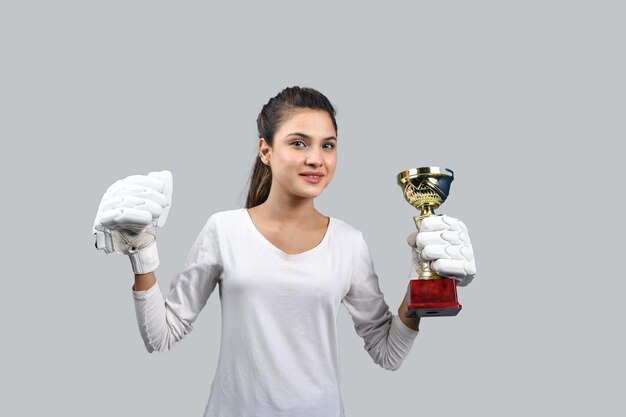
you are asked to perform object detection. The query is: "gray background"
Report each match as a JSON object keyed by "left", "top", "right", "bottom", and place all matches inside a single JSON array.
[{"left": 1, "top": 1, "right": 624, "bottom": 416}]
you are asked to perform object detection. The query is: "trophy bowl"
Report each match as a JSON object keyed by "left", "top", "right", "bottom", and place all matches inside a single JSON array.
[{"left": 397, "top": 167, "right": 454, "bottom": 216}]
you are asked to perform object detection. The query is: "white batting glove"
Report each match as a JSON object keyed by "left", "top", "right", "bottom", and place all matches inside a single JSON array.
[
  {"left": 406, "top": 214, "right": 476, "bottom": 287},
  {"left": 93, "top": 170, "right": 173, "bottom": 274}
]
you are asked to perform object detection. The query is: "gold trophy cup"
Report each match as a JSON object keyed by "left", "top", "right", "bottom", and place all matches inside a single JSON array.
[{"left": 397, "top": 167, "right": 462, "bottom": 317}]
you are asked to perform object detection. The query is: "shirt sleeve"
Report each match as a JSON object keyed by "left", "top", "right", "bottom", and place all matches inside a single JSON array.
[
  {"left": 341, "top": 231, "right": 419, "bottom": 371},
  {"left": 131, "top": 213, "right": 223, "bottom": 353}
]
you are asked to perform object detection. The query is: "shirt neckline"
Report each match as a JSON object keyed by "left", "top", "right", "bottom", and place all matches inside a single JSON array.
[{"left": 242, "top": 207, "right": 333, "bottom": 259}]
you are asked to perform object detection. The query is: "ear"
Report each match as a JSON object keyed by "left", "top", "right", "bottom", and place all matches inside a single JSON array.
[{"left": 258, "top": 138, "right": 272, "bottom": 160}]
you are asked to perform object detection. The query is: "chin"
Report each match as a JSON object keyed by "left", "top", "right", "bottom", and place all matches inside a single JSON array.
[
  {"left": 280, "top": 177, "right": 332, "bottom": 199},
  {"left": 295, "top": 186, "right": 325, "bottom": 199},
  {"left": 298, "top": 190, "right": 324, "bottom": 199}
]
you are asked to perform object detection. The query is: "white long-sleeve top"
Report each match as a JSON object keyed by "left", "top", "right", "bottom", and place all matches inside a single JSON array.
[{"left": 132, "top": 208, "right": 419, "bottom": 417}]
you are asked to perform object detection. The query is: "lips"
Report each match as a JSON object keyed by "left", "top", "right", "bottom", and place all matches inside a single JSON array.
[{"left": 299, "top": 171, "right": 325, "bottom": 185}]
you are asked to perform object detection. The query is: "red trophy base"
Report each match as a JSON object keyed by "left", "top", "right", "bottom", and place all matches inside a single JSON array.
[{"left": 406, "top": 278, "right": 462, "bottom": 317}]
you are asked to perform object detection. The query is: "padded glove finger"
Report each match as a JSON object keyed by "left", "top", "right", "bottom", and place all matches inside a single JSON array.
[
  {"left": 406, "top": 216, "right": 467, "bottom": 240},
  {"left": 416, "top": 230, "right": 449, "bottom": 250},
  {"left": 440, "top": 230, "right": 466, "bottom": 245},
  {"left": 432, "top": 258, "right": 476, "bottom": 276},
  {"left": 99, "top": 196, "right": 165, "bottom": 227},
  {"left": 417, "top": 230, "right": 468, "bottom": 247},
  {"left": 147, "top": 170, "right": 172, "bottom": 228},
  {"left": 421, "top": 244, "right": 474, "bottom": 261},
  {"left": 431, "top": 258, "right": 476, "bottom": 282},
  {"left": 105, "top": 184, "right": 170, "bottom": 209},
  {"left": 97, "top": 207, "right": 153, "bottom": 231},
  {"left": 419, "top": 215, "right": 468, "bottom": 233},
  {"left": 105, "top": 175, "right": 165, "bottom": 196}
]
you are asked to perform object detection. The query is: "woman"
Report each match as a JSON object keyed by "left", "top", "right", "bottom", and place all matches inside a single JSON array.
[{"left": 92, "top": 86, "right": 476, "bottom": 417}]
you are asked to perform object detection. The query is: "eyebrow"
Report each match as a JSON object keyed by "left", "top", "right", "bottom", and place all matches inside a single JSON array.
[{"left": 284, "top": 132, "right": 337, "bottom": 142}]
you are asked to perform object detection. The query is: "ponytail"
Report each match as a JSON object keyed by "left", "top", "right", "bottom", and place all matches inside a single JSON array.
[{"left": 245, "top": 157, "right": 272, "bottom": 209}]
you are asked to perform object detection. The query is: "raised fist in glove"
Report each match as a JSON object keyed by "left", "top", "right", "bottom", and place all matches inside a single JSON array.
[
  {"left": 406, "top": 214, "right": 476, "bottom": 287},
  {"left": 92, "top": 170, "right": 173, "bottom": 274}
]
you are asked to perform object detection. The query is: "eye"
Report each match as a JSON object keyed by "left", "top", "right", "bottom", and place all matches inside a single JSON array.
[
  {"left": 291, "top": 140, "right": 306, "bottom": 147},
  {"left": 323, "top": 143, "right": 335, "bottom": 149}
]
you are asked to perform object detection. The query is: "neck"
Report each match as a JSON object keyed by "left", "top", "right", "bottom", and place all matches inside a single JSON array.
[{"left": 257, "top": 187, "right": 319, "bottom": 225}]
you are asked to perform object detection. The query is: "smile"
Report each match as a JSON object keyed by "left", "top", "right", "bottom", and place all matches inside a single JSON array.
[{"left": 300, "top": 175, "right": 323, "bottom": 183}]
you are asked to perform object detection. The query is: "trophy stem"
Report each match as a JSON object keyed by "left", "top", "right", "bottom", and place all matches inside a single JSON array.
[
  {"left": 413, "top": 214, "right": 440, "bottom": 280},
  {"left": 418, "top": 205, "right": 436, "bottom": 217}
]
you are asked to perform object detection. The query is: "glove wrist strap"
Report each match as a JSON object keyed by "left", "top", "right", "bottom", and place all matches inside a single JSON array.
[{"left": 128, "top": 241, "right": 159, "bottom": 274}]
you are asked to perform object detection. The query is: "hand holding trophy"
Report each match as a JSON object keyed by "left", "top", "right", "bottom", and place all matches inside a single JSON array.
[{"left": 397, "top": 167, "right": 476, "bottom": 317}]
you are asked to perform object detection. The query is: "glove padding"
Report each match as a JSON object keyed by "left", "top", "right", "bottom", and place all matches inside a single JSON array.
[
  {"left": 93, "top": 170, "right": 173, "bottom": 274},
  {"left": 406, "top": 214, "right": 476, "bottom": 287}
]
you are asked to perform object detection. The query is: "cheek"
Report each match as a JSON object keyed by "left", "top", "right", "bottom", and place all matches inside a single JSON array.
[
  {"left": 325, "top": 155, "right": 337, "bottom": 170},
  {"left": 274, "top": 154, "right": 295, "bottom": 169}
]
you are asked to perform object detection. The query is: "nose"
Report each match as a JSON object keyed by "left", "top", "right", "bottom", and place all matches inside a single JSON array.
[
  {"left": 306, "top": 155, "right": 322, "bottom": 168},
  {"left": 306, "top": 148, "right": 323, "bottom": 168}
]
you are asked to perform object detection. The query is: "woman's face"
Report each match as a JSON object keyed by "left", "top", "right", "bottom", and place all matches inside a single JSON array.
[{"left": 260, "top": 108, "right": 337, "bottom": 201}]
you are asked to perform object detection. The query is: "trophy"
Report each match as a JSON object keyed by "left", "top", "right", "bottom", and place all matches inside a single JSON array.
[{"left": 397, "top": 167, "right": 461, "bottom": 317}]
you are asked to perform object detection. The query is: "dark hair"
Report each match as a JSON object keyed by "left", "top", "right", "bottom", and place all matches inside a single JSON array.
[{"left": 245, "top": 86, "right": 338, "bottom": 208}]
